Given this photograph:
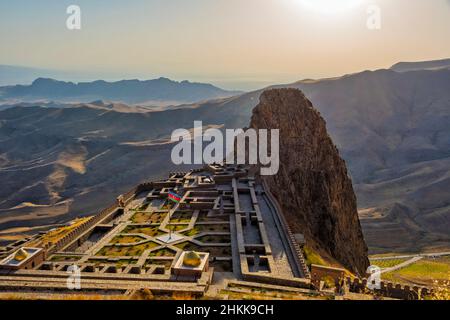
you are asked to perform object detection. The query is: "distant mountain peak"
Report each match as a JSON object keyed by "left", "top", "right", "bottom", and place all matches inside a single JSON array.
[
  {"left": 0, "top": 77, "right": 242, "bottom": 105},
  {"left": 390, "top": 58, "right": 450, "bottom": 72},
  {"left": 32, "top": 77, "right": 63, "bottom": 84}
]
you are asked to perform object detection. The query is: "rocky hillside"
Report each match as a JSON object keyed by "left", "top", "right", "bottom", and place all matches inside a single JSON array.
[
  {"left": 390, "top": 58, "right": 450, "bottom": 72},
  {"left": 1, "top": 64, "right": 449, "bottom": 253},
  {"left": 250, "top": 88, "right": 369, "bottom": 275}
]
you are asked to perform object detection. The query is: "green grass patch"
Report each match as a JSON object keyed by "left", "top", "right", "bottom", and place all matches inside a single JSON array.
[
  {"left": 49, "top": 255, "right": 81, "bottom": 262},
  {"left": 175, "top": 241, "right": 231, "bottom": 256},
  {"left": 131, "top": 211, "right": 166, "bottom": 224},
  {"left": 145, "top": 259, "right": 173, "bottom": 268},
  {"left": 110, "top": 235, "right": 145, "bottom": 245},
  {"left": 115, "top": 259, "right": 138, "bottom": 267},
  {"left": 87, "top": 259, "right": 110, "bottom": 265},
  {"left": 96, "top": 241, "right": 158, "bottom": 257},
  {"left": 87, "top": 259, "right": 137, "bottom": 267},
  {"left": 369, "top": 258, "right": 408, "bottom": 269},
  {"left": 383, "top": 257, "right": 450, "bottom": 285},
  {"left": 303, "top": 246, "right": 326, "bottom": 267},
  {"left": 166, "top": 224, "right": 188, "bottom": 232},
  {"left": 169, "top": 211, "right": 193, "bottom": 224},
  {"left": 148, "top": 248, "right": 176, "bottom": 257},
  {"left": 183, "top": 224, "right": 230, "bottom": 236},
  {"left": 197, "top": 234, "right": 231, "bottom": 244},
  {"left": 123, "top": 226, "right": 163, "bottom": 237},
  {"left": 160, "top": 200, "right": 175, "bottom": 210}
]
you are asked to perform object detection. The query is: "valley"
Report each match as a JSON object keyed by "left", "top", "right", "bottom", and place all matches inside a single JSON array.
[{"left": 0, "top": 64, "right": 449, "bottom": 255}]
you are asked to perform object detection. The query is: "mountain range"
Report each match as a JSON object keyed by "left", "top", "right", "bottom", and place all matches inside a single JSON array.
[
  {"left": 0, "top": 65, "right": 64, "bottom": 87},
  {"left": 0, "top": 59, "right": 449, "bottom": 254},
  {"left": 390, "top": 58, "right": 450, "bottom": 72},
  {"left": 0, "top": 76, "right": 241, "bottom": 105}
]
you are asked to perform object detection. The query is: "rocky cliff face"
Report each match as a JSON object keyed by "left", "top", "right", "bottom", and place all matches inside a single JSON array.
[{"left": 250, "top": 88, "right": 369, "bottom": 275}]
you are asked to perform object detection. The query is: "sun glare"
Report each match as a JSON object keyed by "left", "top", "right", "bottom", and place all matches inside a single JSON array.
[{"left": 297, "top": 0, "right": 364, "bottom": 15}]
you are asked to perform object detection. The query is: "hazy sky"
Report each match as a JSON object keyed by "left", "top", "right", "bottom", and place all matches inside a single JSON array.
[{"left": 1, "top": 0, "right": 449, "bottom": 90}]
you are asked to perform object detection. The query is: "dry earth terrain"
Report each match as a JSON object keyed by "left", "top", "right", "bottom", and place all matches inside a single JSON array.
[{"left": 1, "top": 65, "right": 449, "bottom": 254}]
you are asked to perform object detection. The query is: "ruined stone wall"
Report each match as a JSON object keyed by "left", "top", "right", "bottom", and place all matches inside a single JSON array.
[
  {"left": 310, "top": 263, "right": 433, "bottom": 300},
  {"left": 47, "top": 184, "right": 143, "bottom": 254},
  {"left": 346, "top": 277, "right": 433, "bottom": 300},
  {"left": 311, "top": 264, "right": 345, "bottom": 288}
]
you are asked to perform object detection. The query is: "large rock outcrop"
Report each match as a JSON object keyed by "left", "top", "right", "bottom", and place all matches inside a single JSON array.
[{"left": 250, "top": 88, "right": 369, "bottom": 275}]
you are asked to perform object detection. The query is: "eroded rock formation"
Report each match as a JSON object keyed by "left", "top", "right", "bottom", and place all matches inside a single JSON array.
[{"left": 250, "top": 88, "right": 369, "bottom": 275}]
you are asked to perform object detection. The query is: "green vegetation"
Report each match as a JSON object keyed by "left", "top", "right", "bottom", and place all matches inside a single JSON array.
[
  {"left": 175, "top": 241, "right": 194, "bottom": 250},
  {"left": 183, "top": 229, "right": 198, "bottom": 237},
  {"left": 87, "top": 259, "right": 110, "bottom": 265},
  {"left": 136, "top": 203, "right": 149, "bottom": 211},
  {"left": 169, "top": 211, "right": 192, "bottom": 223},
  {"left": 123, "top": 226, "right": 163, "bottom": 237},
  {"left": 382, "top": 257, "right": 450, "bottom": 285},
  {"left": 145, "top": 259, "right": 173, "bottom": 268},
  {"left": 169, "top": 217, "right": 191, "bottom": 223},
  {"left": 160, "top": 201, "right": 174, "bottom": 210},
  {"left": 369, "top": 258, "right": 408, "bottom": 269},
  {"left": 131, "top": 211, "right": 166, "bottom": 224},
  {"left": 49, "top": 255, "right": 81, "bottom": 262},
  {"left": 148, "top": 248, "right": 176, "bottom": 257},
  {"left": 321, "top": 275, "right": 336, "bottom": 289},
  {"left": 29, "top": 217, "right": 91, "bottom": 247},
  {"left": 197, "top": 235, "right": 231, "bottom": 244},
  {"left": 429, "top": 278, "right": 450, "bottom": 300},
  {"left": 166, "top": 224, "right": 188, "bottom": 232},
  {"left": 96, "top": 241, "right": 158, "bottom": 257},
  {"left": 175, "top": 242, "right": 231, "bottom": 256},
  {"left": 87, "top": 259, "right": 137, "bottom": 266},
  {"left": 303, "top": 246, "right": 326, "bottom": 267},
  {"left": 369, "top": 252, "right": 410, "bottom": 259},
  {"left": 183, "top": 223, "right": 230, "bottom": 236},
  {"left": 220, "top": 285, "right": 323, "bottom": 300},
  {"left": 110, "top": 235, "right": 145, "bottom": 244},
  {"left": 115, "top": 259, "right": 138, "bottom": 267}
]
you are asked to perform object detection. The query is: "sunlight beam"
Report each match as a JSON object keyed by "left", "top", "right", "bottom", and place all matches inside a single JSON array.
[{"left": 297, "top": 0, "right": 365, "bottom": 15}]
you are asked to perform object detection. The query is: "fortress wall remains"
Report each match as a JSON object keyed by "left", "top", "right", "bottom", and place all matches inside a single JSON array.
[
  {"left": 346, "top": 277, "right": 433, "bottom": 300},
  {"left": 48, "top": 183, "right": 144, "bottom": 255},
  {"left": 242, "top": 271, "right": 311, "bottom": 289},
  {"left": 311, "top": 264, "right": 346, "bottom": 289},
  {"left": 310, "top": 265, "right": 433, "bottom": 300},
  {"left": 261, "top": 180, "right": 310, "bottom": 279}
]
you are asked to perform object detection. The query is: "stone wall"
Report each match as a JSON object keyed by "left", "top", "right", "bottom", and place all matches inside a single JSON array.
[
  {"left": 310, "top": 264, "right": 433, "bottom": 300},
  {"left": 47, "top": 184, "right": 140, "bottom": 255},
  {"left": 262, "top": 180, "right": 311, "bottom": 278},
  {"left": 346, "top": 277, "right": 433, "bottom": 300},
  {"left": 311, "top": 264, "right": 345, "bottom": 289}
]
